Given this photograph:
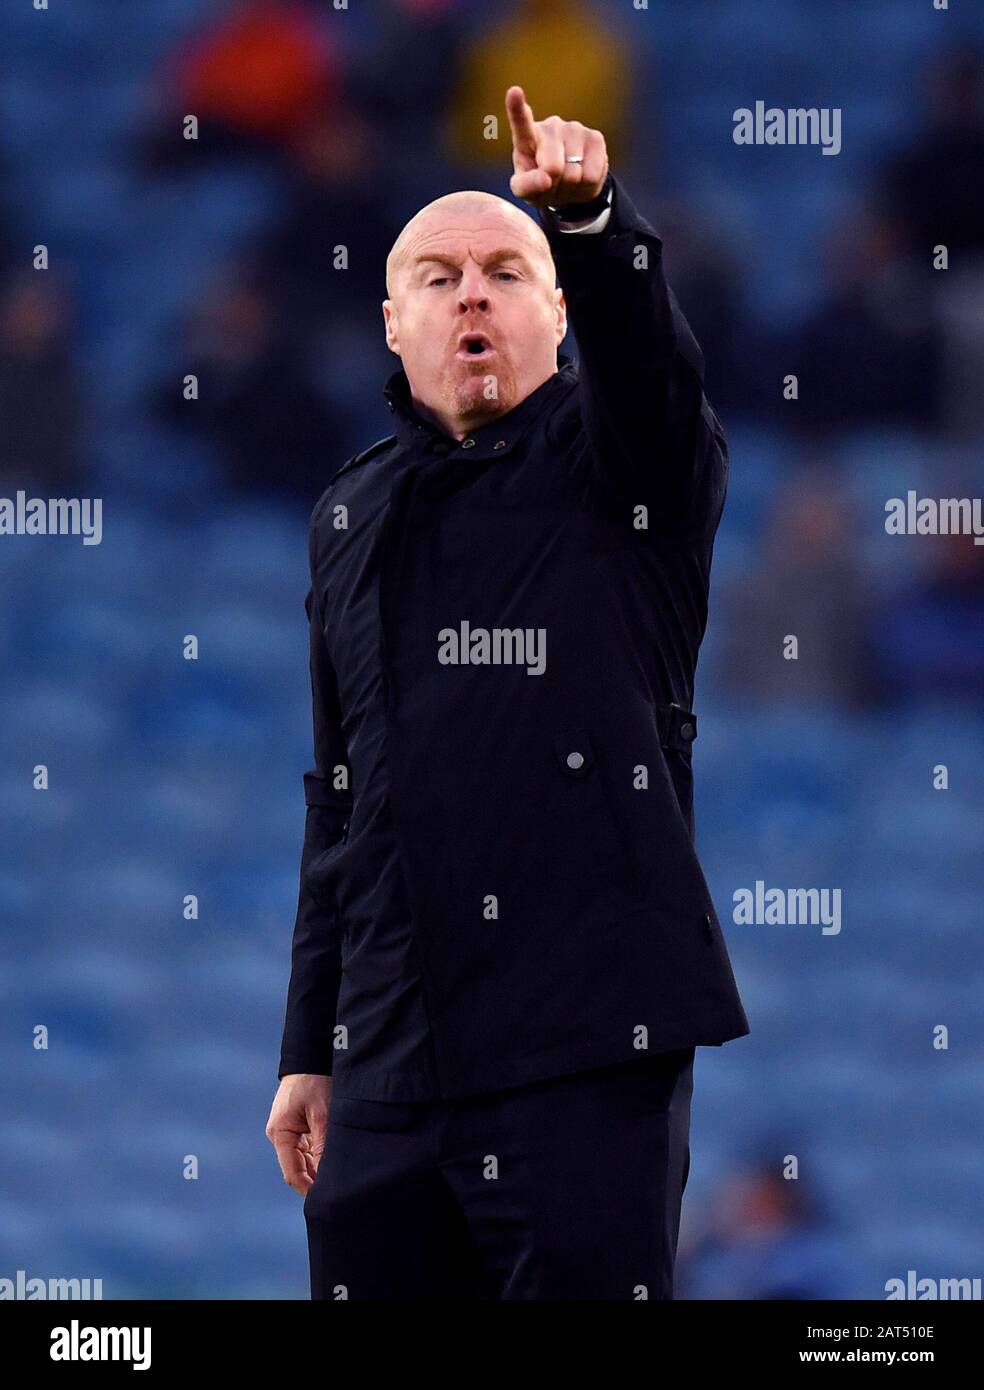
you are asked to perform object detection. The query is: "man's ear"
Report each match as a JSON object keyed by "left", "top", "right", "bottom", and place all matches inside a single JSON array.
[
  {"left": 382, "top": 299, "right": 401, "bottom": 356},
  {"left": 554, "top": 287, "right": 567, "bottom": 345}
]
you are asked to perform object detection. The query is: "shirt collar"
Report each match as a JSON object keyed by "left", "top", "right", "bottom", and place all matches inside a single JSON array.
[{"left": 383, "top": 353, "right": 578, "bottom": 460}]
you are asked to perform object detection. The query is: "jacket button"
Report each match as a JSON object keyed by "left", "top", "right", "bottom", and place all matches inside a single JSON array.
[
  {"left": 493, "top": 439, "right": 507, "bottom": 450},
  {"left": 461, "top": 438, "right": 476, "bottom": 449},
  {"left": 566, "top": 751, "right": 585, "bottom": 769},
  {"left": 680, "top": 722, "right": 694, "bottom": 741}
]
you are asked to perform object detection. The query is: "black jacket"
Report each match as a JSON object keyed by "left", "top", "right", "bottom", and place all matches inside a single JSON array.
[{"left": 278, "top": 173, "right": 750, "bottom": 1100}]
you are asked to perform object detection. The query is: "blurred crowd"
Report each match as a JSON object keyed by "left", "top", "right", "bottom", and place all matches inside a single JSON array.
[
  {"left": 679, "top": 1153, "right": 863, "bottom": 1300},
  {"left": 2, "top": 0, "right": 981, "bottom": 1302},
  {"left": 2, "top": 0, "right": 981, "bottom": 710}
]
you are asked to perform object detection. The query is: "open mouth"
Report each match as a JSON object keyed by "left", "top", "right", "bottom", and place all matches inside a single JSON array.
[{"left": 456, "top": 333, "right": 496, "bottom": 360}]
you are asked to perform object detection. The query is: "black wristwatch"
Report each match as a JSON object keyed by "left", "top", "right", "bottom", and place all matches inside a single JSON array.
[{"left": 546, "top": 171, "right": 613, "bottom": 223}]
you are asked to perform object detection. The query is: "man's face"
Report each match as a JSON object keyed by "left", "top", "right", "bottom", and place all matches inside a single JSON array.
[{"left": 382, "top": 202, "right": 566, "bottom": 437}]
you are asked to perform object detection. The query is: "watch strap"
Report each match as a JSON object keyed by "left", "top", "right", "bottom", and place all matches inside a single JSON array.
[{"left": 546, "top": 171, "right": 613, "bottom": 223}]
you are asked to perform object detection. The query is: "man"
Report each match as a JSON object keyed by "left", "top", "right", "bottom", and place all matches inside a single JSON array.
[{"left": 266, "top": 86, "right": 750, "bottom": 1301}]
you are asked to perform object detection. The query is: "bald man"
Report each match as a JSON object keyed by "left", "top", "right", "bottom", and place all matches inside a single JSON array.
[{"left": 268, "top": 86, "right": 749, "bottom": 1301}]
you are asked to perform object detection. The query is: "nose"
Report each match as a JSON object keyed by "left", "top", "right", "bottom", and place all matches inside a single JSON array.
[{"left": 456, "top": 266, "right": 490, "bottom": 315}]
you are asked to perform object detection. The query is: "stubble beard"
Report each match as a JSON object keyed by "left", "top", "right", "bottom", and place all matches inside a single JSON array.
[{"left": 447, "top": 358, "right": 513, "bottom": 428}]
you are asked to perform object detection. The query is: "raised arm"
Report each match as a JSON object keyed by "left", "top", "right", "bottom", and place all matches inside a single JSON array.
[{"left": 506, "top": 85, "right": 726, "bottom": 533}]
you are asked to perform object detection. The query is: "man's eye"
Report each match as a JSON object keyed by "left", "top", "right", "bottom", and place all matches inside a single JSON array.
[
  {"left": 429, "top": 277, "right": 451, "bottom": 287},
  {"left": 494, "top": 271, "right": 518, "bottom": 281}
]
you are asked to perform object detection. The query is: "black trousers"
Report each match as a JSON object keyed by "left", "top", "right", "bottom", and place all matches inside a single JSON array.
[{"left": 303, "top": 1047, "right": 695, "bottom": 1300}]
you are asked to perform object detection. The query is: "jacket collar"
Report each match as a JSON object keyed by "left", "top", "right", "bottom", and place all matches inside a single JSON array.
[{"left": 383, "top": 353, "right": 578, "bottom": 461}]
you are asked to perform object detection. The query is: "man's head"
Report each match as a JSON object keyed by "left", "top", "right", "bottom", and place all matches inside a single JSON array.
[{"left": 382, "top": 191, "right": 567, "bottom": 440}]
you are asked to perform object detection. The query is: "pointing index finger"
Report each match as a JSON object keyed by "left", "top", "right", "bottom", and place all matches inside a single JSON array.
[{"left": 506, "top": 85, "right": 537, "bottom": 155}]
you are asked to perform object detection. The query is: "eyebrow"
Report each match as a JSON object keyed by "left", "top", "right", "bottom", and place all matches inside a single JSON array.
[{"left": 410, "top": 247, "right": 535, "bottom": 276}]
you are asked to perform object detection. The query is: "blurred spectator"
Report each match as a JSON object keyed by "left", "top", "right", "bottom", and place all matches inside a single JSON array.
[
  {"left": 0, "top": 270, "right": 84, "bottom": 494},
  {"left": 350, "top": 0, "right": 463, "bottom": 162},
  {"left": 654, "top": 201, "right": 743, "bottom": 414},
  {"left": 788, "top": 205, "right": 940, "bottom": 434},
  {"left": 879, "top": 48, "right": 984, "bottom": 259},
  {"left": 722, "top": 470, "right": 881, "bottom": 709},
  {"left": 153, "top": 268, "right": 351, "bottom": 506},
  {"left": 877, "top": 48, "right": 984, "bottom": 442},
  {"left": 934, "top": 262, "right": 984, "bottom": 443},
  {"left": 445, "top": 0, "right": 630, "bottom": 169},
  {"left": 679, "top": 1158, "right": 859, "bottom": 1300},
  {"left": 138, "top": 0, "right": 339, "bottom": 172},
  {"left": 873, "top": 529, "right": 984, "bottom": 705},
  {"left": 256, "top": 107, "right": 395, "bottom": 347},
  {"left": 0, "top": 144, "right": 16, "bottom": 277}
]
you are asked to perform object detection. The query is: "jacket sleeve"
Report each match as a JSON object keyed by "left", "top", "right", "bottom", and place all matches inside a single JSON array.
[
  {"left": 277, "top": 507, "right": 353, "bottom": 1080},
  {"left": 539, "top": 173, "right": 727, "bottom": 535}
]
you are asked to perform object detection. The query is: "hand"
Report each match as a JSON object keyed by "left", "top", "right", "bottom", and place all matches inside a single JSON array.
[
  {"left": 505, "top": 84, "right": 609, "bottom": 208},
  {"left": 266, "top": 1074, "right": 332, "bottom": 1196}
]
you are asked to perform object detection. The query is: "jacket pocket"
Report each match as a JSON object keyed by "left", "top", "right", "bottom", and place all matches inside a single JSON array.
[
  {"left": 303, "top": 814, "right": 350, "bottom": 908},
  {"left": 540, "top": 723, "right": 647, "bottom": 923}
]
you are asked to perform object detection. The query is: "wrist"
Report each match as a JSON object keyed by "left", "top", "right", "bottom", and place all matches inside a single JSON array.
[{"left": 546, "top": 171, "right": 613, "bottom": 223}]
